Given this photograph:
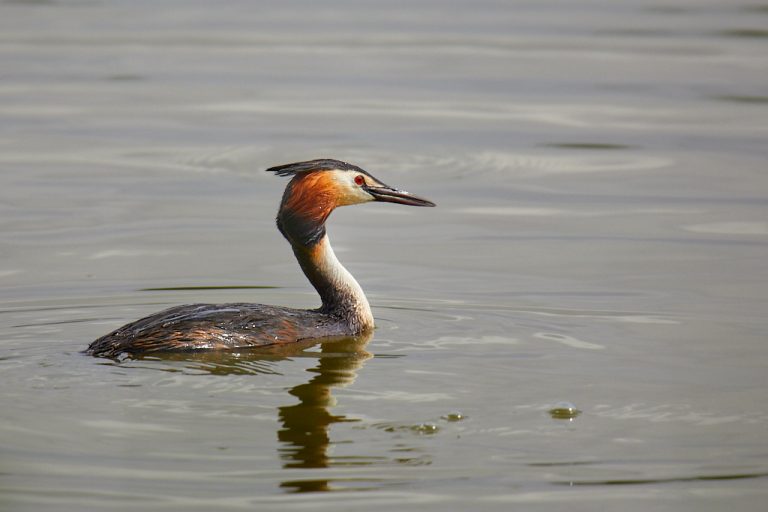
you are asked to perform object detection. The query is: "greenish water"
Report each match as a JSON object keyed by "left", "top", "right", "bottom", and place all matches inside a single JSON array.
[{"left": 1, "top": 0, "right": 767, "bottom": 510}]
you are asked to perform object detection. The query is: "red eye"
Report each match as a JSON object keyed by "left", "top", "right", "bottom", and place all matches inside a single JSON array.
[{"left": 354, "top": 175, "right": 365, "bottom": 186}]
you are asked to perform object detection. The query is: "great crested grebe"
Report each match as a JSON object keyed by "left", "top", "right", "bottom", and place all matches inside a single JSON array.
[{"left": 86, "top": 159, "right": 435, "bottom": 358}]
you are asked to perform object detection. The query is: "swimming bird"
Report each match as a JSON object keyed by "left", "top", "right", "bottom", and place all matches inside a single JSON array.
[{"left": 86, "top": 159, "right": 435, "bottom": 358}]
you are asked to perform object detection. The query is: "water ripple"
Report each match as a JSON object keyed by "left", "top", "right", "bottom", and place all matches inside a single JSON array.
[{"left": 534, "top": 332, "right": 605, "bottom": 350}]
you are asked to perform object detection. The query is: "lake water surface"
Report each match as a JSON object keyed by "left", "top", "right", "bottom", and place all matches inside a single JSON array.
[{"left": 1, "top": 0, "right": 767, "bottom": 510}]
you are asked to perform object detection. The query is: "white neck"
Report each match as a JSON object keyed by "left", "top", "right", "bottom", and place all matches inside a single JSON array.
[{"left": 293, "top": 235, "right": 374, "bottom": 333}]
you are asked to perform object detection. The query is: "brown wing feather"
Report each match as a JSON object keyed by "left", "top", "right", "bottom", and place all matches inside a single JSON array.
[{"left": 86, "top": 303, "right": 346, "bottom": 358}]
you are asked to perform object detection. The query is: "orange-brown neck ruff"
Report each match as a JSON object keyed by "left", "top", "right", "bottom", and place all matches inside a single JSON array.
[{"left": 277, "top": 172, "right": 337, "bottom": 247}]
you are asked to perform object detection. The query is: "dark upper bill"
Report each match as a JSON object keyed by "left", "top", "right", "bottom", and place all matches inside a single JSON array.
[{"left": 364, "top": 186, "right": 436, "bottom": 207}]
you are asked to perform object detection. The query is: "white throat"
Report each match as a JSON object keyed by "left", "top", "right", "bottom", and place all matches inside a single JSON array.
[{"left": 294, "top": 235, "right": 374, "bottom": 332}]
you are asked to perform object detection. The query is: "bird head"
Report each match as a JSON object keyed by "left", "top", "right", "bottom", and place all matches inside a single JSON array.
[
  {"left": 267, "top": 158, "right": 435, "bottom": 247},
  {"left": 267, "top": 158, "right": 435, "bottom": 209}
]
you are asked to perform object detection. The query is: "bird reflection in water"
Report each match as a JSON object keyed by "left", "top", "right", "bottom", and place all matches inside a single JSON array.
[
  {"left": 278, "top": 331, "right": 373, "bottom": 493},
  {"left": 123, "top": 331, "right": 374, "bottom": 493}
]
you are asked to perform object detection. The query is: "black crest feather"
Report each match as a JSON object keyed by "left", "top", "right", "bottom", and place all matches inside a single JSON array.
[{"left": 266, "top": 158, "right": 366, "bottom": 177}]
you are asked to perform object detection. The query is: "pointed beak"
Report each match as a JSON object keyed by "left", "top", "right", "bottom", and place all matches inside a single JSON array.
[{"left": 364, "top": 186, "right": 436, "bottom": 207}]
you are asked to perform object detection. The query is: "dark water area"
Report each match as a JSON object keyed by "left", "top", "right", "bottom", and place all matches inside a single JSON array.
[{"left": 1, "top": 0, "right": 767, "bottom": 510}]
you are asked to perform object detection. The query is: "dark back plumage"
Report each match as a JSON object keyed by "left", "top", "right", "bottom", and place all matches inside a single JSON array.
[{"left": 87, "top": 303, "right": 349, "bottom": 358}]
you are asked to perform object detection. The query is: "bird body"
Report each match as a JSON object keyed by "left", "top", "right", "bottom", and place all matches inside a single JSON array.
[{"left": 86, "top": 159, "right": 434, "bottom": 358}]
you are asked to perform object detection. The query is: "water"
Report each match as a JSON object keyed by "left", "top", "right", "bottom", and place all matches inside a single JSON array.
[{"left": 1, "top": 0, "right": 767, "bottom": 510}]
